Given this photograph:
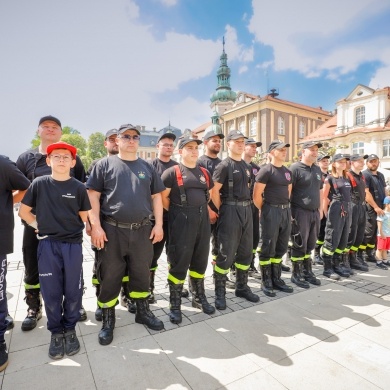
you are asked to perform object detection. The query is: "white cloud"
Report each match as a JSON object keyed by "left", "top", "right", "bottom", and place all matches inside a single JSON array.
[
  {"left": 248, "top": 0, "right": 390, "bottom": 84},
  {"left": 239, "top": 65, "right": 248, "bottom": 74},
  {"left": 224, "top": 24, "right": 254, "bottom": 63}
]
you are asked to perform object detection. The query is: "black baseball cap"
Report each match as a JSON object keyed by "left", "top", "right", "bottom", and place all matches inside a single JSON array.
[
  {"left": 226, "top": 130, "right": 247, "bottom": 141},
  {"left": 245, "top": 138, "right": 262, "bottom": 147},
  {"left": 350, "top": 154, "right": 368, "bottom": 161},
  {"left": 39, "top": 115, "right": 61, "bottom": 128},
  {"left": 203, "top": 130, "right": 225, "bottom": 141},
  {"left": 317, "top": 154, "right": 330, "bottom": 162},
  {"left": 332, "top": 153, "right": 350, "bottom": 162},
  {"left": 157, "top": 132, "right": 176, "bottom": 143},
  {"left": 118, "top": 124, "right": 140, "bottom": 135},
  {"left": 105, "top": 129, "right": 118, "bottom": 139},
  {"left": 267, "top": 140, "right": 290, "bottom": 153},
  {"left": 178, "top": 136, "right": 202, "bottom": 149},
  {"left": 302, "top": 140, "right": 323, "bottom": 149},
  {"left": 366, "top": 154, "right": 379, "bottom": 161}
]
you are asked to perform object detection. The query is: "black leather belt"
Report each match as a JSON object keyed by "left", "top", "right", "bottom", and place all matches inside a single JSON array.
[
  {"left": 265, "top": 202, "right": 290, "bottom": 209},
  {"left": 223, "top": 200, "right": 253, "bottom": 207},
  {"left": 102, "top": 215, "right": 150, "bottom": 230}
]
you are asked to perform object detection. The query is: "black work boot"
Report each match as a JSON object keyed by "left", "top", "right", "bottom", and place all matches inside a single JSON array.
[
  {"left": 322, "top": 254, "right": 340, "bottom": 280},
  {"left": 342, "top": 253, "right": 354, "bottom": 275},
  {"left": 271, "top": 263, "right": 294, "bottom": 293},
  {"left": 94, "top": 284, "right": 102, "bottom": 322},
  {"left": 64, "top": 329, "right": 80, "bottom": 356},
  {"left": 291, "top": 261, "right": 310, "bottom": 288},
  {"left": 148, "top": 270, "right": 156, "bottom": 304},
  {"left": 98, "top": 307, "right": 116, "bottom": 345},
  {"left": 120, "top": 283, "right": 136, "bottom": 314},
  {"left": 333, "top": 255, "right": 350, "bottom": 277},
  {"left": 168, "top": 281, "right": 183, "bottom": 324},
  {"left": 5, "top": 313, "right": 14, "bottom": 330},
  {"left": 21, "top": 289, "right": 42, "bottom": 331},
  {"left": 365, "top": 248, "right": 377, "bottom": 263},
  {"left": 350, "top": 251, "right": 369, "bottom": 272},
  {"left": 235, "top": 269, "right": 260, "bottom": 302},
  {"left": 281, "top": 263, "right": 291, "bottom": 272},
  {"left": 260, "top": 264, "right": 276, "bottom": 297},
  {"left": 49, "top": 333, "right": 65, "bottom": 360},
  {"left": 214, "top": 273, "right": 227, "bottom": 310},
  {"left": 0, "top": 342, "right": 9, "bottom": 372},
  {"left": 302, "top": 258, "right": 321, "bottom": 285},
  {"left": 314, "top": 246, "right": 324, "bottom": 265},
  {"left": 189, "top": 277, "right": 215, "bottom": 315},
  {"left": 135, "top": 299, "right": 164, "bottom": 330}
]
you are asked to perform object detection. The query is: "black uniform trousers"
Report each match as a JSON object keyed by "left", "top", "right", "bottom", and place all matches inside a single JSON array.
[
  {"left": 210, "top": 223, "right": 218, "bottom": 259},
  {"left": 316, "top": 216, "right": 327, "bottom": 247},
  {"left": 215, "top": 203, "right": 253, "bottom": 274},
  {"left": 323, "top": 201, "right": 352, "bottom": 256},
  {"left": 167, "top": 203, "right": 210, "bottom": 283},
  {"left": 291, "top": 208, "right": 320, "bottom": 261},
  {"left": 259, "top": 203, "right": 291, "bottom": 265},
  {"left": 0, "top": 254, "right": 9, "bottom": 342},
  {"left": 252, "top": 204, "right": 260, "bottom": 252},
  {"left": 96, "top": 220, "right": 153, "bottom": 307},
  {"left": 363, "top": 206, "right": 378, "bottom": 251},
  {"left": 347, "top": 202, "right": 366, "bottom": 252},
  {"left": 22, "top": 224, "right": 40, "bottom": 289}
]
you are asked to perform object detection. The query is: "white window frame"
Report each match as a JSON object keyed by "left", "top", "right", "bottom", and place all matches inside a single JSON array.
[
  {"left": 383, "top": 140, "right": 390, "bottom": 158},
  {"left": 277, "top": 117, "right": 285, "bottom": 135},
  {"left": 298, "top": 121, "right": 305, "bottom": 139},
  {"left": 355, "top": 106, "right": 365, "bottom": 126},
  {"left": 351, "top": 142, "right": 364, "bottom": 155},
  {"left": 250, "top": 117, "right": 257, "bottom": 136}
]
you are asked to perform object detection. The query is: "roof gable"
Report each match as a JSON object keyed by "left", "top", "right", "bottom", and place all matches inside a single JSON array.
[{"left": 344, "top": 84, "right": 375, "bottom": 101}]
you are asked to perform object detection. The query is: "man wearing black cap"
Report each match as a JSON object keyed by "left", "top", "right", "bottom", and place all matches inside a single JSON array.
[
  {"left": 289, "top": 141, "right": 323, "bottom": 288},
  {"left": 161, "top": 136, "right": 215, "bottom": 323},
  {"left": 211, "top": 130, "right": 260, "bottom": 310},
  {"left": 345, "top": 154, "right": 369, "bottom": 272},
  {"left": 242, "top": 138, "right": 262, "bottom": 277},
  {"left": 360, "top": 154, "right": 386, "bottom": 263},
  {"left": 314, "top": 153, "right": 330, "bottom": 265},
  {"left": 87, "top": 124, "right": 165, "bottom": 345},
  {"left": 254, "top": 140, "right": 294, "bottom": 296},
  {"left": 16, "top": 116, "right": 86, "bottom": 331}
]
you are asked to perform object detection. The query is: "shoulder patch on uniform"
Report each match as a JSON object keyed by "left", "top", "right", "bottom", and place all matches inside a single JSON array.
[
  {"left": 138, "top": 171, "right": 146, "bottom": 179},
  {"left": 285, "top": 172, "right": 291, "bottom": 181}
]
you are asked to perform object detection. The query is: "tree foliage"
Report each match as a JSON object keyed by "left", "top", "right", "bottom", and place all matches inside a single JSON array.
[
  {"left": 60, "top": 133, "right": 87, "bottom": 155},
  {"left": 87, "top": 132, "right": 106, "bottom": 160}
]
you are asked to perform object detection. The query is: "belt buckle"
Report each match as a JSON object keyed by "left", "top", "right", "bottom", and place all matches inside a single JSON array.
[{"left": 130, "top": 222, "right": 141, "bottom": 230}]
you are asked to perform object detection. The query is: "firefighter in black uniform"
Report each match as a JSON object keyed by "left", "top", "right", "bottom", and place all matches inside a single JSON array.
[
  {"left": 345, "top": 154, "right": 369, "bottom": 272},
  {"left": 161, "top": 136, "right": 215, "bottom": 323},
  {"left": 322, "top": 154, "right": 352, "bottom": 279},
  {"left": 16, "top": 115, "right": 86, "bottom": 331},
  {"left": 242, "top": 138, "right": 262, "bottom": 277},
  {"left": 314, "top": 153, "right": 330, "bottom": 265},
  {"left": 87, "top": 124, "right": 165, "bottom": 345},
  {"left": 289, "top": 141, "right": 323, "bottom": 288},
  {"left": 254, "top": 140, "right": 294, "bottom": 296},
  {"left": 211, "top": 130, "right": 259, "bottom": 310},
  {"left": 360, "top": 154, "right": 386, "bottom": 263}
]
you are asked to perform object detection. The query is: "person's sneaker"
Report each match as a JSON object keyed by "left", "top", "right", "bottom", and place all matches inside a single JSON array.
[
  {"left": 79, "top": 305, "right": 87, "bottom": 322},
  {"left": 376, "top": 262, "right": 388, "bottom": 270},
  {"left": 0, "top": 342, "right": 8, "bottom": 372},
  {"left": 48, "top": 333, "right": 65, "bottom": 360},
  {"left": 64, "top": 330, "right": 80, "bottom": 356}
]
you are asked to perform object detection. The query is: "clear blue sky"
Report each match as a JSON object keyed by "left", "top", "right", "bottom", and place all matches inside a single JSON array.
[{"left": 1, "top": 0, "right": 389, "bottom": 160}]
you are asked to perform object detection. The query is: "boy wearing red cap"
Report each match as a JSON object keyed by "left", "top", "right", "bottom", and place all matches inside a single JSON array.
[{"left": 19, "top": 142, "right": 91, "bottom": 360}]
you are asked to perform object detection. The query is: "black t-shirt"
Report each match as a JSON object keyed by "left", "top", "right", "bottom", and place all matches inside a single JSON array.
[
  {"left": 162, "top": 164, "right": 214, "bottom": 207},
  {"left": 326, "top": 175, "right": 352, "bottom": 203},
  {"left": 150, "top": 158, "right": 178, "bottom": 177},
  {"left": 290, "top": 162, "right": 323, "bottom": 210},
  {"left": 17, "top": 147, "right": 86, "bottom": 183},
  {"left": 0, "top": 155, "right": 31, "bottom": 254},
  {"left": 255, "top": 163, "right": 291, "bottom": 204},
  {"left": 213, "top": 157, "right": 252, "bottom": 201},
  {"left": 348, "top": 170, "right": 366, "bottom": 202},
  {"left": 22, "top": 176, "right": 91, "bottom": 243},
  {"left": 86, "top": 156, "right": 165, "bottom": 222},
  {"left": 363, "top": 169, "right": 386, "bottom": 205},
  {"left": 197, "top": 155, "right": 221, "bottom": 176}
]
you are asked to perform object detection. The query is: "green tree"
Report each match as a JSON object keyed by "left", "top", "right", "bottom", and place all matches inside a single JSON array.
[
  {"left": 60, "top": 133, "right": 87, "bottom": 156},
  {"left": 62, "top": 126, "right": 81, "bottom": 135},
  {"left": 87, "top": 132, "right": 106, "bottom": 160}
]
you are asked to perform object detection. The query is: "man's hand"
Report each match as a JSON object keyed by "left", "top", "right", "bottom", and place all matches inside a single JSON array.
[
  {"left": 150, "top": 224, "right": 163, "bottom": 244},
  {"left": 375, "top": 207, "right": 385, "bottom": 216},
  {"left": 91, "top": 226, "right": 108, "bottom": 249},
  {"left": 208, "top": 208, "right": 218, "bottom": 224}
]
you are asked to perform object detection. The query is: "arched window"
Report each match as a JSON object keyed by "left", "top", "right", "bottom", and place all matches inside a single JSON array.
[
  {"left": 250, "top": 117, "right": 257, "bottom": 136},
  {"left": 277, "top": 117, "right": 285, "bottom": 135},
  {"left": 356, "top": 106, "right": 365, "bottom": 126},
  {"left": 299, "top": 122, "right": 305, "bottom": 138}
]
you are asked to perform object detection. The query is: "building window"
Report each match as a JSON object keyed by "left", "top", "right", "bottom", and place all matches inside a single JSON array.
[
  {"left": 383, "top": 140, "right": 390, "bottom": 157},
  {"left": 298, "top": 122, "right": 305, "bottom": 139},
  {"left": 250, "top": 117, "right": 257, "bottom": 136},
  {"left": 277, "top": 117, "right": 285, "bottom": 135},
  {"left": 351, "top": 142, "right": 364, "bottom": 155},
  {"left": 229, "top": 122, "right": 235, "bottom": 131},
  {"left": 239, "top": 120, "right": 245, "bottom": 133},
  {"left": 355, "top": 106, "right": 365, "bottom": 126}
]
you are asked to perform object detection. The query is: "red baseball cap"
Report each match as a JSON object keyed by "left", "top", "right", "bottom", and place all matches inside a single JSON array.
[{"left": 46, "top": 142, "right": 77, "bottom": 159}]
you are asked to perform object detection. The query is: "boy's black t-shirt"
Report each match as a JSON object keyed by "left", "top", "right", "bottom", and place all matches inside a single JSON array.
[
  {"left": 22, "top": 176, "right": 91, "bottom": 243},
  {"left": 162, "top": 164, "right": 214, "bottom": 207}
]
